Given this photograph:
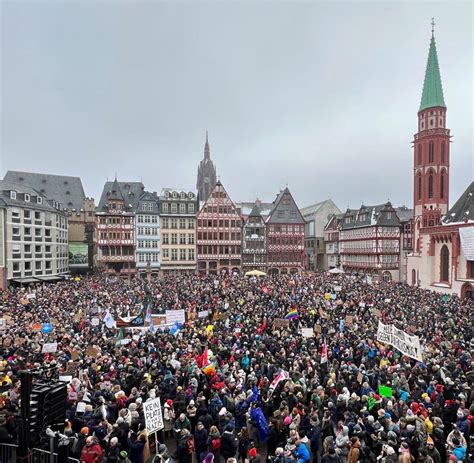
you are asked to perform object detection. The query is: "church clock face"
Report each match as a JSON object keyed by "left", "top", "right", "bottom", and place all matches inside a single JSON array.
[{"left": 204, "top": 177, "right": 210, "bottom": 183}]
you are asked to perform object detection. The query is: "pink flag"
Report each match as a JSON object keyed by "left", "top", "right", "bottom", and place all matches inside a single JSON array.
[{"left": 321, "top": 339, "right": 328, "bottom": 364}]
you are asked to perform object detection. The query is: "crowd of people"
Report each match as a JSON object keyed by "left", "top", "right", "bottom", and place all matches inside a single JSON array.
[{"left": 0, "top": 272, "right": 472, "bottom": 463}]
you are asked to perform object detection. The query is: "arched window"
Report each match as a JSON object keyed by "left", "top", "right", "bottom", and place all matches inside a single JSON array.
[
  {"left": 440, "top": 245, "right": 449, "bottom": 282},
  {"left": 441, "top": 142, "right": 446, "bottom": 163},
  {"left": 417, "top": 145, "right": 422, "bottom": 165},
  {"left": 417, "top": 174, "right": 422, "bottom": 200},
  {"left": 411, "top": 269, "right": 416, "bottom": 286},
  {"left": 428, "top": 174, "right": 434, "bottom": 198},
  {"left": 440, "top": 173, "right": 445, "bottom": 199}
]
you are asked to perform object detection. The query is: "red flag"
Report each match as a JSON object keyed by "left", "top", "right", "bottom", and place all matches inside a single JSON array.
[
  {"left": 262, "top": 286, "right": 269, "bottom": 294},
  {"left": 257, "top": 319, "right": 267, "bottom": 334}
]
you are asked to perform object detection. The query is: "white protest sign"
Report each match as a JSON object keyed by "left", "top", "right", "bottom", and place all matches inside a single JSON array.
[
  {"left": 42, "top": 342, "right": 58, "bottom": 353},
  {"left": 165, "top": 309, "right": 185, "bottom": 325},
  {"left": 0, "top": 319, "right": 5, "bottom": 331},
  {"left": 198, "top": 310, "right": 209, "bottom": 318},
  {"left": 59, "top": 375, "right": 73, "bottom": 384},
  {"left": 91, "top": 318, "right": 100, "bottom": 326},
  {"left": 333, "top": 286, "right": 342, "bottom": 292},
  {"left": 144, "top": 397, "right": 164, "bottom": 433},
  {"left": 376, "top": 321, "right": 423, "bottom": 362},
  {"left": 76, "top": 402, "right": 86, "bottom": 413},
  {"left": 301, "top": 328, "right": 314, "bottom": 338}
]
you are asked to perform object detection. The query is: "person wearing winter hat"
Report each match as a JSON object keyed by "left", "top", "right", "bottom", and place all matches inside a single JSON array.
[{"left": 425, "top": 436, "right": 441, "bottom": 463}]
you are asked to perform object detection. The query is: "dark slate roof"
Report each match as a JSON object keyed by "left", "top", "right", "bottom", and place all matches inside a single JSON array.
[
  {"left": 248, "top": 203, "right": 263, "bottom": 218},
  {"left": 396, "top": 206, "right": 414, "bottom": 223},
  {"left": 341, "top": 202, "right": 404, "bottom": 229},
  {"left": 442, "top": 181, "right": 474, "bottom": 224},
  {"left": 4, "top": 170, "right": 86, "bottom": 210},
  {"left": 97, "top": 181, "right": 144, "bottom": 212},
  {"left": 137, "top": 191, "right": 160, "bottom": 214},
  {"left": 107, "top": 178, "right": 125, "bottom": 202},
  {"left": 0, "top": 180, "right": 61, "bottom": 213},
  {"left": 267, "top": 187, "right": 305, "bottom": 224}
]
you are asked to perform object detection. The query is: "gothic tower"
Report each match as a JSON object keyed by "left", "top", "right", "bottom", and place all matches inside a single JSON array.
[
  {"left": 413, "top": 23, "right": 450, "bottom": 252},
  {"left": 196, "top": 131, "right": 217, "bottom": 202}
]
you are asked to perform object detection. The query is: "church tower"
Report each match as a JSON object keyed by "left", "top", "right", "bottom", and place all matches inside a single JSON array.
[
  {"left": 413, "top": 21, "right": 450, "bottom": 252},
  {"left": 196, "top": 131, "right": 217, "bottom": 202}
]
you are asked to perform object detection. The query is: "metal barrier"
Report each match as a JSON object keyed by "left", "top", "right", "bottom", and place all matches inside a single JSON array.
[
  {"left": 0, "top": 443, "right": 79, "bottom": 463},
  {"left": 0, "top": 442, "right": 17, "bottom": 463}
]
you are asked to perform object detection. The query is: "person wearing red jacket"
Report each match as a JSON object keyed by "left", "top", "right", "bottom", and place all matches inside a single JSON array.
[{"left": 80, "top": 436, "right": 103, "bottom": 463}]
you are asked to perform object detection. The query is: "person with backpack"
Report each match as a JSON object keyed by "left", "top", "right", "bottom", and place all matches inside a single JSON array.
[
  {"left": 221, "top": 424, "right": 239, "bottom": 461},
  {"left": 208, "top": 425, "right": 222, "bottom": 462},
  {"left": 177, "top": 428, "right": 195, "bottom": 463}
]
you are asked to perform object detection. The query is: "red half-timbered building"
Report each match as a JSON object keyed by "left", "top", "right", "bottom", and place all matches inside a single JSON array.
[
  {"left": 196, "top": 180, "right": 242, "bottom": 275},
  {"left": 266, "top": 187, "right": 305, "bottom": 275}
]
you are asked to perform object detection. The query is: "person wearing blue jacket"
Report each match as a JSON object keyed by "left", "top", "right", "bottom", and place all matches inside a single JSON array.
[{"left": 294, "top": 440, "right": 311, "bottom": 463}]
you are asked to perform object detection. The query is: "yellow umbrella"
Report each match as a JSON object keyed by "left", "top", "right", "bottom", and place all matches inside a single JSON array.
[{"left": 245, "top": 270, "right": 267, "bottom": 277}]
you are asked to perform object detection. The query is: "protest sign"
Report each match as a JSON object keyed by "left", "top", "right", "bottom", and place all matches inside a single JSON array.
[
  {"left": 41, "top": 323, "right": 53, "bottom": 334},
  {"left": 144, "top": 398, "right": 164, "bottom": 433},
  {"left": 66, "top": 362, "right": 81, "bottom": 374},
  {"left": 345, "top": 315, "right": 353, "bottom": 326},
  {"left": 378, "top": 385, "right": 393, "bottom": 398},
  {"left": 76, "top": 402, "right": 86, "bottom": 413},
  {"left": 273, "top": 318, "right": 290, "bottom": 329},
  {"left": 333, "top": 285, "right": 342, "bottom": 292},
  {"left": 91, "top": 317, "right": 100, "bottom": 326},
  {"left": 59, "top": 375, "right": 73, "bottom": 384},
  {"left": 71, "top": 350, "right": 80, "bottom": 361},
  {"left": 0, "top": 319, "right": 5, "bottom": 331},
  {"left": 301, "top": 328, "right": 314, "bottom": 338},
  {"left": 165, "top": 309, "right": 185, "bottom": 325},
  {"left": 85, "top": 347, "right": 98, "bottom": 357},
  {"left": 198, "top": 310, "right": 209, "bottom": 318},
  {"left": 42, "top": 342, "right": 58, "bottom": 353},
  {"left": 324, "top": 293, "right": 331, "bottom": 300},
  {"left": 376, "top": 321, "right": 423, "bottom": 362}
]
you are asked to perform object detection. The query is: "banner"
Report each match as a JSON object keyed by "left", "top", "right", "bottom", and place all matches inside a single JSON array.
[
  {"left": 269, "top": 370, "right": 290, "bottom": 394},
  {"left": 42, "top": 342, "right": 58, "bottom": 353},
  {"left": 376, "top": 321, "right": 423, "bottom": 362},
  {"left": 301, "top": 328, "right": 314, "bottom": 338},
  {"left": 144, "top": 397, "right": 164, "bottom": 433},
  {"left": 165, "top": 309, "right": 185, "bottom": 325},
  {"left": 273, "top": 318, "right": 290, "bottom": 329},
  {"left": 69, "top": 242, "right": 89, "bottom": 268}
]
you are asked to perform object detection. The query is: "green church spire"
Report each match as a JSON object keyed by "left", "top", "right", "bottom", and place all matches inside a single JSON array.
[{"left": 419, "top": 20, "right": 446, "bottom": 112}]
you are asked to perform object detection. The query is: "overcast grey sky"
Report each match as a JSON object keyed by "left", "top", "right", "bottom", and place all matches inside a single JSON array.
[{"left": 1, "top": 1, "right": 472, "bottom": 210}]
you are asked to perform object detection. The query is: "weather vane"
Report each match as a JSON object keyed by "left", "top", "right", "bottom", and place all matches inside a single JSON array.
[{"left": 431, "top": 17, "right": 435, "bottom": 37}]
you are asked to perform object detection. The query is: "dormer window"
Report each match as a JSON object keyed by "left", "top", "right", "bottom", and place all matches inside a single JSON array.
[
  {"left": 165, "top": 191, "right": 170, "bottom": 198},
  {"left": 188, "top": 192, "right": 194, "bottom": 199},
  {"left": 386, "top": 212, "right": 392, "bottom": 219},
  {"left": 37, "top": 197, "right": 43, "bottom": 204},
  {"left": 172, "top": 192, "right": 177, "bottom": 198},
  {"left": 360, "top": 213, "right": 367, "bottom": 221},
  {"left": 345, "top": 217, "right": 351, "bottom": 224},
  {"left": 24, "top": 193, "right": 30, "bottom": 202},
  {"left": 10, "top": 191, "right": 17, "bottom": 200},
  {"left": 180, "top": 192, "right": 186, "bottom": 199}
]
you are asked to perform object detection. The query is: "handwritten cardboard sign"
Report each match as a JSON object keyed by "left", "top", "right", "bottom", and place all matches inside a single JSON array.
[
  {"left": 85, "top": 347, "right": 98, "bottom": 357},
  {"left": 273, "top": 318, "right": 290, "bottom": 329}
]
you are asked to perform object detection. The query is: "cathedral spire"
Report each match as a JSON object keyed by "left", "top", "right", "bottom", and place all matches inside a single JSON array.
[
  {"left": 204, "top": 131, "right": 210, "bottom": 160},
  {"left": 419, "top": 21, "right": 446, "bottom": 112}
]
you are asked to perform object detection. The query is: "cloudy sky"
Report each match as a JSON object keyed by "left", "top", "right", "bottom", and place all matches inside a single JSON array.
[{"left": 1, "top": 1, "right": 472, "bottom": 211}]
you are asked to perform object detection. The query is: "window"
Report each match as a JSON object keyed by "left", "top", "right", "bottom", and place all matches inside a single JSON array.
[
  {"left": 163, "top": 249, "right": 169, "bottom": 258},
  {"left": 417, "top": 145, "right": 422, "bottom": 165},
  {"left": 467, "top": 260, "right": 474, "bottom": 279},
  {"left": 162, "top": 203, "right": 169, "bottom": 213},
  {"left": 440, "top": 173, "right": 445, "bottom": 199},
  {"left": 180, "top": 234, "right": 186, "bottom": 245},
  {"left": 35, "top": 261, "right": 42, "bottom": 270},
  {"left": 162, "top": 218, "right": 169, "bottom": 229},
  {"left": 37, "top": 197, "right": 43, "bottom": 204},
  {"left": 188, "top": 203, "right": 195, "bottom": 213},
  {"left": 441, "top": 142, "right": 446, "bottom": 163},
  {"left": 10, "top": 191, "right": 16, "bottom": 199},
  {"left": 428, "top": 142, "right": 434, "bottom": 163},
  {"left": 24, "top": 227, "right": 31, "bottom": 236},
  {"left": 171, "top": 203, "right": 177, "bottom": 214},
  {"left": 180, "top": 203, "right": 186, "bottom": 213},
  {"left": 428, "top": 173, "right": 434, "bottom": 198},
  {"left": 180, "top": 218, "right": 186, "bottom": 229},
  {"left": 171, "top": 233, "right": 177, "bottom": 244},
  {"left": 277, "top": 211, "right": 285, "bottom": 219},
  {"left": 188, "top": 248, "right": 195, "bottom": 261},
  {"left": 35, "top": 211, "right": 41, "bottom": 220},
  {"left": 171, "top": 249, "right": 178, "bottom": 261},
  {"left": 188, "top": 219, "right": 195, "bottom": 229},
  {"left": 12, "top": 227, "right": 20, "bottom": 235},
  {"left": 163, "top": 234, "right": 169, "bottom": 244},
  {"left": 45, "top": 261, "right": 51, "bottom": 269},
  {"left": 417, "top": 175, "right": 422, "bottom": 200},
  {"left": 171, "top": 218, "right": 177, "bottom": 229},
  {"left": 25, "top": 194, "right": 30, "bottom": 202},
  {"left": 180, "top": 249, "right": 186, "bottom": 260},
  {"left": 440, "top": 245, "right": 449, "bottom": 282},
  {"left": 188, "top": 234, "right": 195, "bottom": 245}
]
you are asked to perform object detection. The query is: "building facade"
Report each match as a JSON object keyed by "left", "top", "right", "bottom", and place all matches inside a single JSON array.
[
  {"left": 159, "top": 189, "right": 198, "bottom": 275},
  {"left": 242, "top": 200, "right": 268, "bottom": 272},
  {"left": 301, "top": 199, "right": 342, "bottom": 270},
  {"left": 340, "top": 203, "right": 413, "bottom": 282},
  {"left": 324, "top": 214, "right": 343, "bottom": 269},
  {"left": 407, "top": 30, "right": 473, "bottom": 298},
  {"left": 95, "top": 179, "right": 144, "bottom": 276},
  {"left": 4, "top": 171, "right": 95, "bottom": 272},
  {"left": 0, "top": 180, "right": 69, "bottom": 289},
  {"left": 136, "top": 191, "right": 160, "bottom": 277},
  {"left": 266, "top": 187, "right": 305, "bottom": 275},
  {"left": 197, "top": 181, "right": 242, "bottom": 275},
  {"left": 196, "top": 132, "right": 217, "bottom": 203}
]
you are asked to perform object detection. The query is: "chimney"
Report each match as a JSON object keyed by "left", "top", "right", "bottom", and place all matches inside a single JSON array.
[{"left": 255, "top": 198, "right": 261, "bottom": 208}]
